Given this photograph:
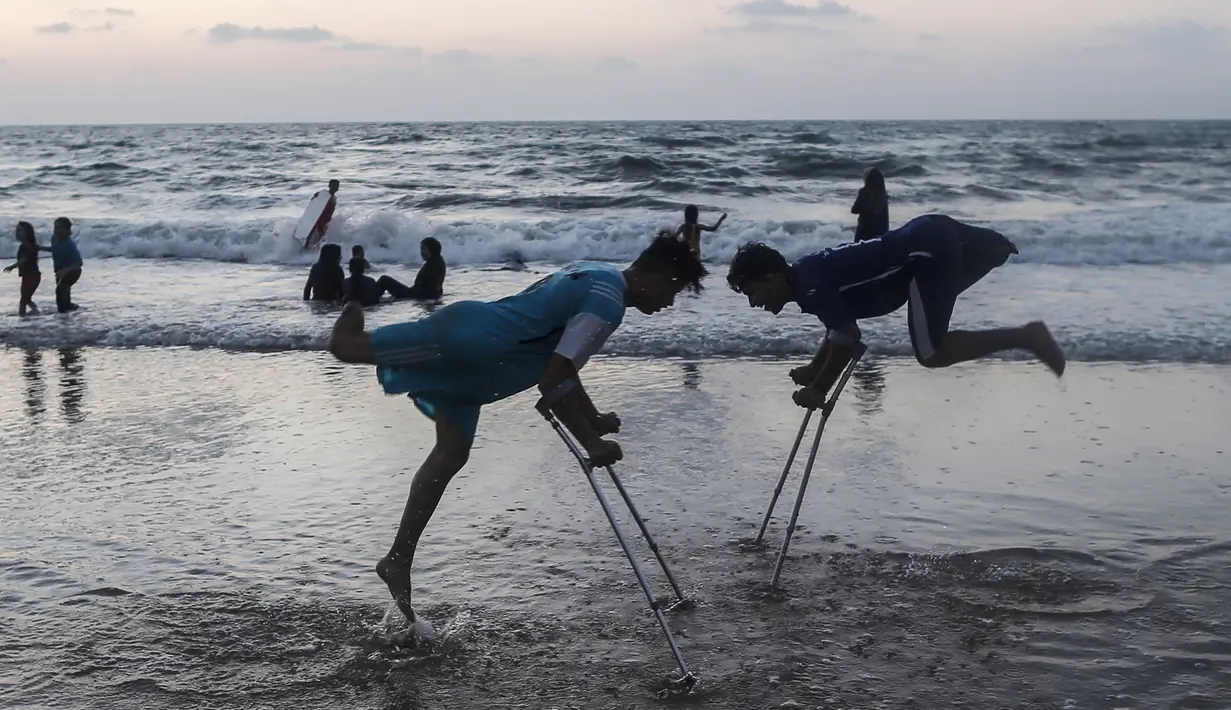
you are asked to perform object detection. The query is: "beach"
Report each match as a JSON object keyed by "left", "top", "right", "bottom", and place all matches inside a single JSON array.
[{"left": 3, "top": 346, "right": 1228, "bottom": 709}]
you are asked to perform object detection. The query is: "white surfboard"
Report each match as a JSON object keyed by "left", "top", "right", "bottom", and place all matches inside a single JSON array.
[{"left": 291, "top": 190, "right": 334, "bottom": 249}]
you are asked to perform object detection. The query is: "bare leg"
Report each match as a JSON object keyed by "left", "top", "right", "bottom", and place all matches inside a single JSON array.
[
  {"left": 375, "top": 418, "right": 472, "bottom": 623},
  {"left": 328, "top": 301, "right": 377, "bottom": 364},
  {"left": 925, "top": 321, "right": 1066, "bottom": 376}
]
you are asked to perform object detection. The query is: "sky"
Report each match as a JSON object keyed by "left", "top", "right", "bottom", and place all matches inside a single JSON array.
[{"left": 0, "top": 0, "right": 1229, "bottom": 123}]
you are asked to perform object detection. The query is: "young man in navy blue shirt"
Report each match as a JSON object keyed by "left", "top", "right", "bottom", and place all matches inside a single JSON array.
[{"left": 727, "top": 214, "right": 1066, "bottom": 410}]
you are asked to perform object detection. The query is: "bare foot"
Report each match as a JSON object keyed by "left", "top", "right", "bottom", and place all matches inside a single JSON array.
[
  {"left": 375, "top": 556, "right": 416, "bottom": 623},
  {"left": 1024, "top": 321, "right": 1066, "bottom": 377},
  {"left": 328, "top": 301, "right": 370, "bottom": 362},
  {"left": 334, "top": 300, "right": 365, "bottom": 335}
]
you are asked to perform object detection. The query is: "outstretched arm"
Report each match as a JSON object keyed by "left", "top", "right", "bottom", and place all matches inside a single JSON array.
[
  {"left": 701, "top": 213, "right": 728, "bottom": 232},
  {"left": 3, "top": 261, "right": 18, "bottom": 273}
]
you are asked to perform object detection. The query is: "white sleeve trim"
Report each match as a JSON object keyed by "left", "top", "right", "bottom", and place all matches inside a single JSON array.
[{"left": 555, "top": 312, "right": 616, "bottom": 368}]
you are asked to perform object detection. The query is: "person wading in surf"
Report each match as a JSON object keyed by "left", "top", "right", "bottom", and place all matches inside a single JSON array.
[
  {"left": 326, "top": 232, "right": 706, "bottom": 632},
  {"left": 674, "top": 204, "right": 726, "bottom": 260},
  {"left": 303, "top": 179, "right": 340, "bottom": 248},
  {"left": 726, "top": 213, "right": 1066, "bottom": 410}
]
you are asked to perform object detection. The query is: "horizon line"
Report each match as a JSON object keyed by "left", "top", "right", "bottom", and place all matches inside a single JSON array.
[{"left": 3, "top": 117, "right": 1231, "bottom": 128}]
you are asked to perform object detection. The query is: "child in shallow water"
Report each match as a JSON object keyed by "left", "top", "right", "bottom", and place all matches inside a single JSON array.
[
  {"left": 3, "top": 222, "right": 50, "bottom": 316},
  {"left": 674, "top": 204, "right": 726, "bottom": 260}
]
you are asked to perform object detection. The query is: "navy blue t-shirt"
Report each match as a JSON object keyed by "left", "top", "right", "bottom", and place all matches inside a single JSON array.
[{"left": 789, "top": 216, "right": 957, "bottom": 330}]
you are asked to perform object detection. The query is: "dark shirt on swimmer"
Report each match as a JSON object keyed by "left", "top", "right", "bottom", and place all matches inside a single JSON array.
[
  {"left": 305, "top": 261, "right": 345, "bottom": 301},
  {"left": 412, "top": 255, "right": 446, "bottom": 299},
  {"left": 852, "top": 187, "right": 889, "bottom": 241},
  {"left": 343, "top": 274, "right": 381, "bottom": 306},
  {"left": 17, "top": 242, "right": 40, "bottom": 277}
]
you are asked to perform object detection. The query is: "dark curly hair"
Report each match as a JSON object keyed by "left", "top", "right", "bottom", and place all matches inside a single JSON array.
[
  {"left": 632, "top": 230, "right": 708, "bottom": 293},
  {"left": 726, "top": 241, "right": 789, "bottom": 294}
]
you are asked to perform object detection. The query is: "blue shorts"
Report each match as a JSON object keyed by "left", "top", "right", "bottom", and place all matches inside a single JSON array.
[
  {"left": 368, "top": 302, "right": 549, "bottom": 442},
  {"left": 894, "top": 216, "right": 1016, "bottom": 363}
]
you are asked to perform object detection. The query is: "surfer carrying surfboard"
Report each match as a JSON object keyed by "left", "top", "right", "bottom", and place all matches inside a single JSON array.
[
  {"left": 325, "top": 232, "right": 706, "bottom": 631},
  {"left": 299, "top": 180, "right": 340, "bottom": 250}
]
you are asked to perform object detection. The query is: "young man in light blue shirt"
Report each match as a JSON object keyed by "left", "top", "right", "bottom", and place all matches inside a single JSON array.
[{"left": 327, "top": 232, "right": 707, "bottom": 628}]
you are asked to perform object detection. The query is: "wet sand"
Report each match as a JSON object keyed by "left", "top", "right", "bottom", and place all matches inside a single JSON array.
[{"left": 2, "top": 348, "right": 1228, "bottom": 709}]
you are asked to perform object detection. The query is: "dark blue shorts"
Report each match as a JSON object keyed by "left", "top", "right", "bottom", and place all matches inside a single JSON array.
[{"left": 896, "top": 215, "right": 1016, "bottom": 362}]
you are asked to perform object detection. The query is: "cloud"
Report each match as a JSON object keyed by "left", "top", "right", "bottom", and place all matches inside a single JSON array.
[
  {"left": 594, "top": 56, "right": 638, "bottom": 73},
  {"left": 207, "top": 23, "right": 336, "bottom": 44},
  {"left": 719, "top": 0, "right": 869, "bottom": 33},
  {"left": 918, "top": 33, "right": 943, "bottom": 43},
  {"left": 713, "top": 19, "right": 841, "bottom": 35},
  {"left": 36, "top": 22, "right": 74, "bottom": 34},
  {"left": 729, "top": 1, "right": 866, "bottom": 20}
]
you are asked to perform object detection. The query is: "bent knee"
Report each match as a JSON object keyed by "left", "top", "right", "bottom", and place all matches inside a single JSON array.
[{"left": 431, "top": 439, "right": 471, "bottom": 472}]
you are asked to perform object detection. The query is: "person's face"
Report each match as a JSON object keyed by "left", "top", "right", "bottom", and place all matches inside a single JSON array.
[
  {"left": 420, "top": 245, "right": 431, "bottom": 261},
  {"left": 54, "top": 223, "right": 70, "bottom": 239},
  {"left": 741, "top": 275, "right": 791, "bottom": 315},
  {"left": 635, "top": 273, "right": 687, "bottom": 315}
]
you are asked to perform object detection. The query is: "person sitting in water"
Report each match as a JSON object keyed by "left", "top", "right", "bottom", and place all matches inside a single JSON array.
[
  {"left": 303, "top": 243, "right": 346, "bottom": 301},
  {"left": 343, "top": 256, "right": 383, "bottom": 306},
  {"left": 851, "top": 168, "right": 889, "bottom": 242},
  {"left": 674, "top": 204, "right": 726, "bottom": 260},
  {"left": 325, "top": 231, "right": 707, "bottom": 630},
  {"left": 726, "top": 213, "right": 1066, "bottom": 412},
  {"left": 379, "top": 237, "right": 446, "bottom": 300}
]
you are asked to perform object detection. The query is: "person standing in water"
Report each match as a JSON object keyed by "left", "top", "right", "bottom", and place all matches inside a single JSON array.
[
  {"left": 4, "top": 222, "right": 50, "bottom": 316},
  {"left": 674, "top": 205, "right": 726, "bottom": 260},
  {"left": 50, "top": 218, "right": 83, "bottom": 313},
  {"left": 851, "top": 168, "right": 889, "bottom": 242}
]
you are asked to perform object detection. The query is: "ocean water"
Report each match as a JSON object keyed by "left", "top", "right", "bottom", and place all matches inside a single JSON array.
[
  {"left": 3, "top": 120, "right": 1231, "bottom": 361},
  {"left": 2, "top": 122, "right": 1231, "bottom": 709}
]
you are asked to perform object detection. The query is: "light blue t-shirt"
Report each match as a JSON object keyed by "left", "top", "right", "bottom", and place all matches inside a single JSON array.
[
  {"left": 372, "top": 261, "right": 628, "bottom": 408},
  {"left": 51, "top": 237, "right": 83, "bottom": 272}
]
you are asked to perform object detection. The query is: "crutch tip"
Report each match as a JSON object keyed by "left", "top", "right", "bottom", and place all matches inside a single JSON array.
[{"left": 657, "top": 672, "right": 698, "bottom": 697}]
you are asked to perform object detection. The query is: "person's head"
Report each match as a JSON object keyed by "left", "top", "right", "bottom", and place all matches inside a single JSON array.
[
  {"left": 420, "top": 237, "right": 442, "bottom": 261},
  {"left": 684, "top": 204, "right": 699, "bottom": 225},
  {"left": 320, "top": 242, "right": 342, "bottom": 264},
  {"left": 53, "top": 217, "right": 72, "bottom": 241},
  {"left": 15, "top": 221, "right": 35, "bottom": 243},
  {"left": 348, "top": 256, "right": 368, "bottom": 277},
  {"left": 863, "top": 167, "right": 885, "bottom": 193},
  {"left": 328, "top": 179, "right": 340, "bottom": 194},
  {"left": 624, "top": 231, "right": 708, "bottom": 315},
  {"left": 726, "top": 241, "right": 794, "bottom": 315},
  {"left": 352, "top": 244, "right": 365, "bottom": 258}
]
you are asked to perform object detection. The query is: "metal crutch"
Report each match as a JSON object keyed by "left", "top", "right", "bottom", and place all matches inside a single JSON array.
[
  {"left": 756, "top": 343, "right": 868, "bottom": 588},
  {"left": 534, "top": 397, "right": 697, "bottom": 690}
]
